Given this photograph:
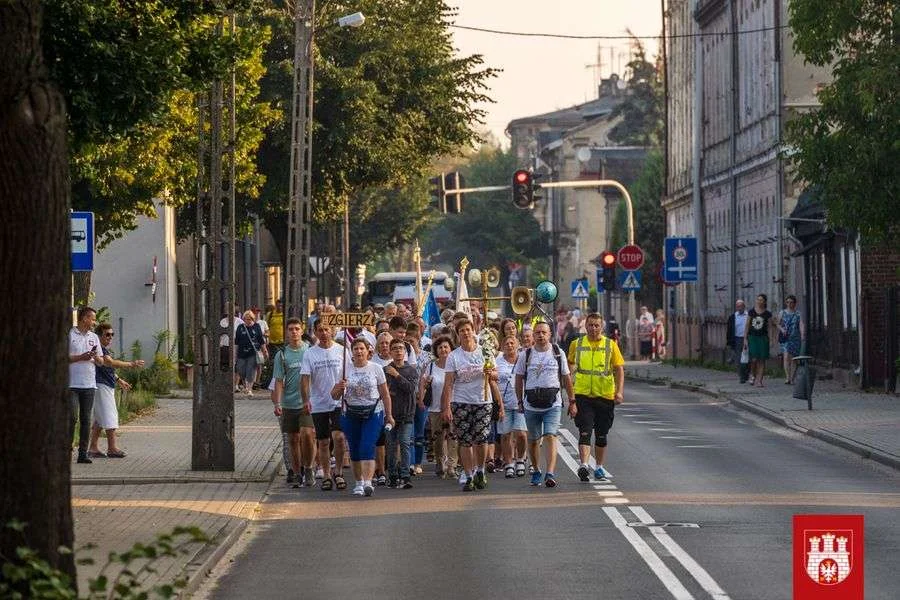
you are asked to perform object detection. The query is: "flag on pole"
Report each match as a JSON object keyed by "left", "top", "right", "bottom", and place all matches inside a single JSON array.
[
  {"left": 422, "top": 288, "right": 441, "bottom": 328},
  {"left": 455, "top": 272, "right": 472, "bottom": 316}
]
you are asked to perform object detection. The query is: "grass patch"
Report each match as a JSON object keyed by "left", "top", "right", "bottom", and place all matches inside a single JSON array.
[{"left": 116, "top": 387, "right": 157, "bottom": 425}]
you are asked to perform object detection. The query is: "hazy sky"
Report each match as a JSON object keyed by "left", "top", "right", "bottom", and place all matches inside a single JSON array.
[{"left": 448, "top": 1, "right": 663, "bottom": 144}]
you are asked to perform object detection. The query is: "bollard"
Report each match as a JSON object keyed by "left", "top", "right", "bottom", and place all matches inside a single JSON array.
[{"left": 792, "top": 355, "right": 816, "bottom": 410}]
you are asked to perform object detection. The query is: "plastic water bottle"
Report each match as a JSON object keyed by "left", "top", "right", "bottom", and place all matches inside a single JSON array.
[{"left": 384, "top": 422, "right": 393, "bottom": 433}]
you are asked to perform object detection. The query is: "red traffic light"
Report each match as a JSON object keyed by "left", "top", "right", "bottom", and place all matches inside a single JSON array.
[
  {"left": 601, "top": 251, "right": 616, "bottom": 267},
  {"left": 514, "top": 170, "right": 530, "bottom": 184}
]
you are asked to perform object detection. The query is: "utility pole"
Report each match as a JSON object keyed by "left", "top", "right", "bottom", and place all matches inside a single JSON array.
[
  {"left": 192, "top": 13, "right": 237, "bottom": 470},
  {"left": 285, "top": 0, "right": 315, "bottom": 321}
]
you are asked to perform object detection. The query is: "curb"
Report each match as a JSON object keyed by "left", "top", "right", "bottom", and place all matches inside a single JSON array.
[
  {"left": 178, "top": 453, "right": 283, "bottom": 598},
  {"left": 627, "top": 372, "right": 900, "bottom": 471}
]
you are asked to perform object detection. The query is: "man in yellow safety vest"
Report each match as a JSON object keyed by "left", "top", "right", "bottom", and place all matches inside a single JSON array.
[{"left": 566, "top": 312, "right": 624, "bottom": 482}]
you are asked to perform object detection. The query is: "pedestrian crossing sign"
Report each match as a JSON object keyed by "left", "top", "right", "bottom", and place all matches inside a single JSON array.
[
  {"left": 618, "top": 269, "right": 642, "bottom": 291},
  {"left": 571, "top": 278, "right": 589, "bottom": 299}
]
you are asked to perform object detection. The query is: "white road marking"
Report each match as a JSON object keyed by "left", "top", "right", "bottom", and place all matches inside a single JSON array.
[
  {"left": 629, "top": 506, "right": 731, "bottom": 600},
  {"left": 557, "top": 428, "right": 613, "bottom": 478},
  {"left": 593, "top": 484, "right": 617, "bottom": 490},
  {"left": 658, "top": 436, "right": 702, "bottom": 440},
  {"left": 676, "top": 445, "right": 721, "bottom": 449},
  {"left": 650, "top": 428, "right": 687, "bottom": 432},
  {"left": 555, "top": 423, "right": 730, "bottom": 600},
  {"left": 634, "top": 421, "right": 668, "bottom": 424},
  {"left": 602, "top": 507, "right": 695, "bottom": 600}
]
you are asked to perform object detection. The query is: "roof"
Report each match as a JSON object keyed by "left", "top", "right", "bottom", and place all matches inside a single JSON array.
[{"left": 505, "top": 91, "right": 624, "bottom": 134}]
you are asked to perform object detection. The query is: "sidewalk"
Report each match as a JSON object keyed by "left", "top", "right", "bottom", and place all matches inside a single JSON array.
[
  {"left": 625, "top": 361, "right": 900, "bottom": 471},
  {"left": 71, "top": 393, "right": 282, "bottom": 595}
]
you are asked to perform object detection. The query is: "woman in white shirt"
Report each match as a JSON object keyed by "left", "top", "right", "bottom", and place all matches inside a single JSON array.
[
  {"left": 440, "top": 320, "right": 503, "bottom": 492},
  {"left": 418, "top": 335, "right": 456, "bottom": 478},
  {"left": 494, "top": 334, "right": 527, "bottom": 478},
  {"left": 334, "top": 338, "right": 394, "bottom": 497}
]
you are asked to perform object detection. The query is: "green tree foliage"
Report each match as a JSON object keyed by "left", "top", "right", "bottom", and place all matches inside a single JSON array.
[
  {"left": 421, "top": 146, "right": 549, "bottom": 283},
  {"left": 786, "top": 0, "right": 899, "bottom": 244},
  {"left": 256, "top": 0, "right": 497, "bottom": 258},
  {"left": 607, "top": 37, "right": 663, "bottom": 146},
  {"left": 43, "top": 1, "right": 276, "bottom": 246},
  {"left": 610, "top": 151, "right": 666, "bottom": 307}
]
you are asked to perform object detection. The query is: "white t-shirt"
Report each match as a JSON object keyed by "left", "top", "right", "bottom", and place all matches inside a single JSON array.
[
  {"left": 495, "top": 354, "right": 518, "bottom": 409},
  {"left": 424, "top": 362, "right": 446, "bottom": 413},
  {"left": 370, "top": 354, "right": 391, "bottom": 368},
  {"left": 420, "top": 335, "right": 433, "bottom": 349},
  {"left": 69, "top": 328, "right": 101, "bottom": 388},
  {"left": 344, "top": 361, "right": 386, "bottom": 412},
  {"left": 514, "top": 344, "right": 569, "bottom": 412},
  {"left": 300, "top": 343, "right": 349, "bottom": 413},
  {"left": 445, "top": 346, "right": 488, "bottom": 405}
]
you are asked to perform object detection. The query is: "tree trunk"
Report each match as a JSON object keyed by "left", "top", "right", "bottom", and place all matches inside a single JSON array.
[
  {"left": 0, "top": 0, "right": 76, "bottom": 587},
  {"left": 73, "top": 271, "right": 92, "bottom": 306}
]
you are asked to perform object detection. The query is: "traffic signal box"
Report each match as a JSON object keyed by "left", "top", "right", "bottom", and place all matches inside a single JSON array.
[
  {"left": 429, "top": 172, "right": 465, "bottom": 213},
  {"left": 512, "top": 169, "right": 533, "bottom": 209},
  {"left": 600, "top": 250, "right": 617, "bottom": 291}
]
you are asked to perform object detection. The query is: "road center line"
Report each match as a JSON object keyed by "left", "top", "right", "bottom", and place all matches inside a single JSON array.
[
  {"left": 629, "top": 506, "right": 731, "bottom": 600},
  {"left": 602, "top": 507, "right": 695, "bottom": 600},
  {"left": 557, "top": 425, "right": 729, "bottom": 600}
]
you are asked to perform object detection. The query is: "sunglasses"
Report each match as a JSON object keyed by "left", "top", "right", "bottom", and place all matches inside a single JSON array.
[{"left": 103, "top": 332, "right": 115, "bottom": 338}]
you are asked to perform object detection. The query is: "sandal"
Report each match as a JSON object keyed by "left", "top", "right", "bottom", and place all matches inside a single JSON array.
[
  {"left": 334, "top": 475, "right": 347, "bottom": 490},
  {"left": 86, "top": 450, "right": 106, "bottom": 459},
  {"left": 321, "top": 478, "right": 333, "bottom": 491},
  {"left": 504, "top": 465, "right": 515, "bottom": 479},
  {"left": 515, "top": 461, "right": 526, "bottom": 477},
  {"left": 106, "top": 450, "right": 127, "bottom": 458}
]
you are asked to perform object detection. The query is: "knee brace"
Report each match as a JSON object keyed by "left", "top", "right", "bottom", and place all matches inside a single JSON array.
[
  {"left": 578, "top": 430, "right": 593, "bottom": 446},
  {"left": 594, "top": 434, "right": 608, "bottom": 448}
]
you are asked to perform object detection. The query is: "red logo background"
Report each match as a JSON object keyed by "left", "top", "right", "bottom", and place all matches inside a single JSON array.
[{"left": 793, "top": 514, "right": 864, "bottom": 600}]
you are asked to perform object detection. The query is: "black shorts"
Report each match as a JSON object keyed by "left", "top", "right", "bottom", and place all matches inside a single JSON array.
[
  {"left": 574, "top": 395, "right": 616, "bottom": 439},
  {"left": 281, "top": 408, "right": 314, "bottom": 433},
  {"left": 312, "top": 408, "right": 342, "bottom": 440}
]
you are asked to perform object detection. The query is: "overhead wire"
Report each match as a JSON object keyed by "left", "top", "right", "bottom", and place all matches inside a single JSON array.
[{"left": 450, "top": 23, "right": 791, "bottom": 41}]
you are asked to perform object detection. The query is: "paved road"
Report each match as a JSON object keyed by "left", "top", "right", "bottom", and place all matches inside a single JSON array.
[{"left": 200, "top": 381, "right": 900, "bottom": 599}]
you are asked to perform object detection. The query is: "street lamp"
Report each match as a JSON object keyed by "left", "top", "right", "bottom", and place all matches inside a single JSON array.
[{"left": 286, "top": 4, "right": 364, "bottom": 320}]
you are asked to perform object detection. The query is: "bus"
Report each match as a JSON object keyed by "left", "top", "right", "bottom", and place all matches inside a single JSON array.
[{"left": 364, "top": 271, "right": 454, "bottom": 308}]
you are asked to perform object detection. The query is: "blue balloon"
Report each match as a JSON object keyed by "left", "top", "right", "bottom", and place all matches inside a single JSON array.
[{"left": 534, "top": 280, "right": 558, "bottom": 304}]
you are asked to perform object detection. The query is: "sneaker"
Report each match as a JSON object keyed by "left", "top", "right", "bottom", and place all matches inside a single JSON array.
[
  {"left": 458, "top": 470, "right": 468, "bottom": 485},
  {"left": 303, "top": 467, "right": 315, "bottom": 487},
  {"left": 245, "top": 389, "right": 254, "bottom": 397},
  {"left": 504, "top": 465, "right": 515, "bottom": 478},
  {"left": 376, "top": 474, "right": 387, "bottom": 486},
  {"left": 515, "top": 461, "right": 526, "bottom": 477},
  {"left": 387, "top": 477, "right": 398, "bottom": 489},
  {"left": 577, "top": 464, "right": 590, "bottom": 482},
  {"left": 400, "top": 477, "right": 413, "bottom": 489},
  {"left": 76, "top": 452, "right": 92, "bottom": 465},
  {"left": 286, "top": 469, "right": 296, "bottom": 484},
  {"left": 485, "top": 460, "right": 496, "bottom": 473},
  {"left": 315, "top": 467, "right": 324, "bottom": 480},
  {"left": 473, "top": 470, "right": 487, "bottom": 490},
  {"left": 352, "top": 481, "right": 365, "bottom": 496},
  {"left": 594, "top": 466, "right": 610, "bottom": 481},
  {"left": 544, "top": 473, "right": 557, "bottom": 488},
  {"left": 462, "top": 477, "right": 475, "bottom": 492},
  {"left": 414, "top": 465, "right": 423, "bottom": 475},
  {"left": 530, "top": 470, "right": 543, "bottom": 486},
  {"left": 409, "top": 466, "right": 416, "bottom": 477},
  {"left": 363, "top": 483, "right": 374, "bottom": 497}
]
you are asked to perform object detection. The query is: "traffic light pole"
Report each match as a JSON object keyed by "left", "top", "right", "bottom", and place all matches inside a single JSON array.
[{"left": 455, "top": 179, "right": 637, "bottom": 327}]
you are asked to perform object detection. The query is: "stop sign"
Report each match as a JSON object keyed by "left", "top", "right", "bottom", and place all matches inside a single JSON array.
[{"left": 617, "top": 244, "right": 645, "bottom": 270}]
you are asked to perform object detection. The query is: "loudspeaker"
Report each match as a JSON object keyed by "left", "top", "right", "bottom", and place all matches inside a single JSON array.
[{"left": 510, "top": 286, "right": 533, "bottom": 316}]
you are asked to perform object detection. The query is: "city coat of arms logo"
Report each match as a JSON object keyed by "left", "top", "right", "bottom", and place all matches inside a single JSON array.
[
  {"left": 793, "top": 515, "right": 864, "bottom": 600},
  {"left": 803, "top": 530, "right": 852, "bottom": 584}
]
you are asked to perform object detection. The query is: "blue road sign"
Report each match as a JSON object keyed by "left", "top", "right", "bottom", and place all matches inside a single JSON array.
[
  {"left": 619, "top": 269, "right": 642, "bottom": 291},
  {"left": 571, "top": 278, "right": 589, "bottom": 299},
  {"left": 595, "top": 269, "right": 605, "bottom": 294},
  {"left": 663, "top": 237, "right": 698, "bottom": 283},
  {"left": 71, "top": 211, "right": 94, "bottom": 272}
]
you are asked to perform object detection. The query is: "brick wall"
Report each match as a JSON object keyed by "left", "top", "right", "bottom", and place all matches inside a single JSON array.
[{"left": 859, "top": 245, "right": 900, "bottom": 387}]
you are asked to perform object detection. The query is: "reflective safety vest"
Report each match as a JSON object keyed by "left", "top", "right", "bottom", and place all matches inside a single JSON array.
[{"left": 572, "top": 335, "right": 615, "bottom": 399}]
